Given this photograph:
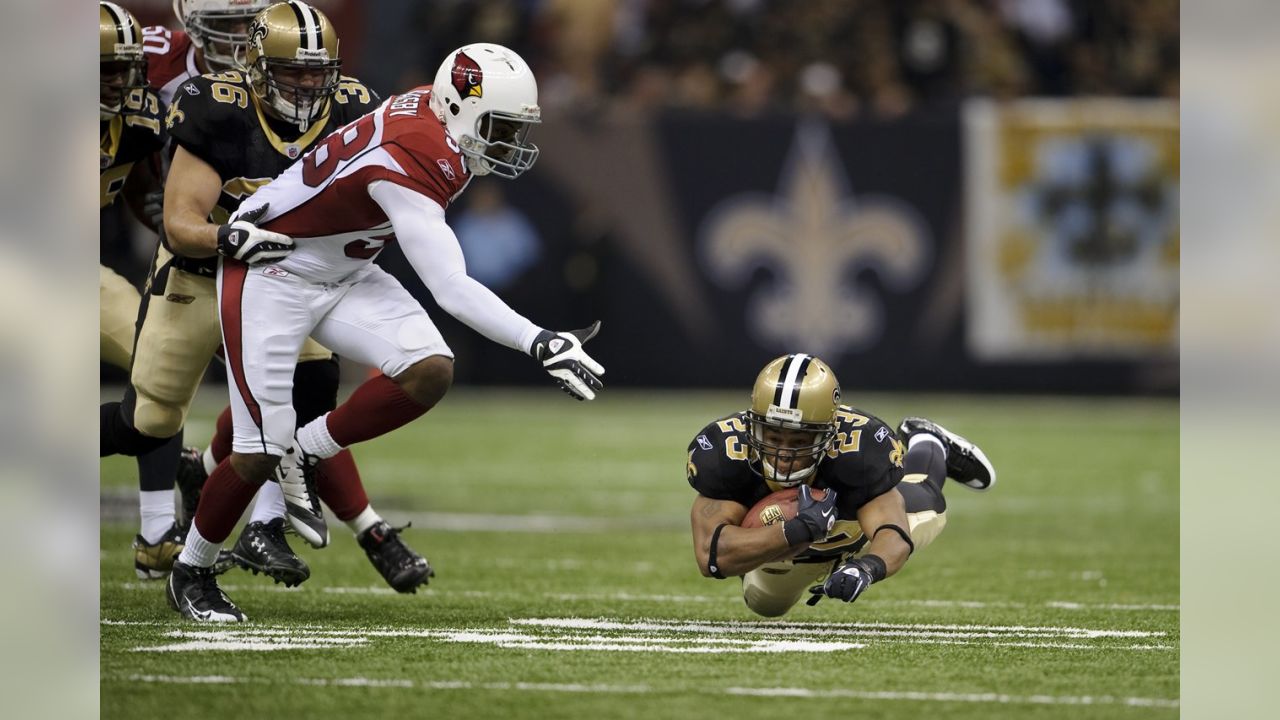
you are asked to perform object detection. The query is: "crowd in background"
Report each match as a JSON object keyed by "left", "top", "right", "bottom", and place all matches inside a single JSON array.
[{"left": 366, "top": 0, "right": 1178, "bottom": 119}]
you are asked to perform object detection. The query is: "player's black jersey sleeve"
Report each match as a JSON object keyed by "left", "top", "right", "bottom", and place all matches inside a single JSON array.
[
  {"left": 815, "top": 407, "right": 906, "bottom": 517},
  {"left": 686, "top": 413, "right": 769, "bottom": 509}
]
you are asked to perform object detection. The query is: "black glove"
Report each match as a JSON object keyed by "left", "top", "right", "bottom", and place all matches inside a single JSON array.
[
  {"left": 217, "top": 203, "right": 294, "bottom": 264},
  {"left": 807, "top": 555, "right": 886, "bottom": 605},
  {"left": 142, "top": 189, "right": 164, "bottom": 231},
  {"left": 530, "top": 321, "right": 605, "bottom": 401},
  {"left": 782, "top": 485, "right": 837, "bottom": 546}
]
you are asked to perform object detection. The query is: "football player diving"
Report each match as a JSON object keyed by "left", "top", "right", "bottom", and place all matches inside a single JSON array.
[
  {"left": 99, "top": 1, "right": 191, "bottom": 579},
  {"left": 102, "top": 1, "right": 433, "bottom": 595},
  {"left": 687, "top": 354, "right": 995, "bottom": 616},
  {"left": 164, "top": 42, "right": 605, "bottom": 622}
]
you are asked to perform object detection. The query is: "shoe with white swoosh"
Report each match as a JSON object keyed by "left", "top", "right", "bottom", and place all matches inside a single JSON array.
[
  {"left": 166, "top": 560, "right": 247, "bottom": 623},
  {"left": 898, "top": 417, "right": 996, "bottom": 491}
]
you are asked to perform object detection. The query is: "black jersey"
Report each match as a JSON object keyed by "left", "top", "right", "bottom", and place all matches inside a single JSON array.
[
  {"left": 686, "top": 406, "right": 906, "bottom": 559},
  {"left": 100, "top": 88, "right": 167, "bottom": 209},
  {"left": 162, "top": 69, "right": 380, "bottom": 274}
]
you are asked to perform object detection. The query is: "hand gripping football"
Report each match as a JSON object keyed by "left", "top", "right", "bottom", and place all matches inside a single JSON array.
[{"left": 741, "top": 487, "right": 830, "bottom": 529}]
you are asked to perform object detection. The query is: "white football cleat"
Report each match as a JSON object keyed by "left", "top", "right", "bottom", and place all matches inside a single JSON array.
[{"left": 276, "top": 445, "right": 329, "bottom": 548}]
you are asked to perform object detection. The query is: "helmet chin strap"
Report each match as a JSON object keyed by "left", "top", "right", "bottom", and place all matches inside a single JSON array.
[{"left": 762, "top": 459, "right": 817, "bottom": 487}]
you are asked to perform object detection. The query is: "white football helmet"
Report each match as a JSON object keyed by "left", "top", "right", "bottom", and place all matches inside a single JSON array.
[
  {"left": 173, "top": 0, "right": 271, "bottom": 72},
  {"left": 429, "top": 43, "right": 540, "bottom": 179}
]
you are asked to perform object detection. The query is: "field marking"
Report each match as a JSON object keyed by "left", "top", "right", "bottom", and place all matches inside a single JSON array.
[
  {"left": 110, "top": 583, "right": 1179, "bottom": 612},
  {"left": 116, "top": 674, "right": 1177, "bottom": 709},
  {"left": 726, "top": 687, "right": 1180, "bottom": 709},
  {"left": 115, "top": 615, "right": 1173, "bottom": 654}
]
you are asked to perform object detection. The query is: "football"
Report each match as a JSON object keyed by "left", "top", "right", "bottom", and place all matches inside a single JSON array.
[{"left": 741, "top": 487, "right": 829, "bottom": 529}]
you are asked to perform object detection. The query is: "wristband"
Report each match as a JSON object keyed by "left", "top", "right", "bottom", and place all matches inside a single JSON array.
[
  {"left": 858, "top": 553, "right": 888, "bottom": 583},
  {"left": 782, "top": 516, "right": 816, "bottom": 546}
]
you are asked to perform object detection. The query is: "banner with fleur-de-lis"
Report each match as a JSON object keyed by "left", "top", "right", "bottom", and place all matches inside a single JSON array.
[{"left": 964, "top": 99, "right": 1179, "bottom": 361}]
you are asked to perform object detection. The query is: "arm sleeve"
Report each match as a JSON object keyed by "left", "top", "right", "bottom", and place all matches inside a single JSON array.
[{"left": 368, "top": 179, "right": 543, "bottom": 354}]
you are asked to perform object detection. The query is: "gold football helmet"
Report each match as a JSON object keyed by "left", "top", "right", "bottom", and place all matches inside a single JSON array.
[
  {"left": 245, "top": 1, "right": 341, "bottom": 131},
  {"left": 99, "top": 2, "right": 148, "bottom": 118},
  {"left": 745, "top": 354, "right": 841, "bottom": 487}
]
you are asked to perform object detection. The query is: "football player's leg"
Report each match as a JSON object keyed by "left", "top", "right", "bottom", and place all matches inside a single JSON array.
[
  {"left": 742, "top": 559, "right": 837, "bottom": 617},
  {"left": 102, "top": 265, "right": 221, "bottom": 456},
  {"left": 171, "top": 261, "right": 313, "bottom": 619},
  {"left": 298, "top": 266, "right": 454, "bottom": 458}
]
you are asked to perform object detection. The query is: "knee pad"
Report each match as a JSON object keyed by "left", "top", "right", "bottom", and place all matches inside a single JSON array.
[
  {"left": 293, "top": 357, "right": 341, "bottom": 425},
  {"left": 132, "top": 389, "right": 186, "bottom": 439}
]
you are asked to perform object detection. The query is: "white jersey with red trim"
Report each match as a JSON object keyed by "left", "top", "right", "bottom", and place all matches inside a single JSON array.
[
  {"left": 236, "top": 85, "right": 472, "bottom": 283},
  {"left": 142, "top": 26, "right": 200, "bottom": 108}
]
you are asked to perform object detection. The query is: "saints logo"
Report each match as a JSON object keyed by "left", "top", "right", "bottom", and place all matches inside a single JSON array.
[{"left": 699, "top": 121, "right": 931, "bottom": 361}]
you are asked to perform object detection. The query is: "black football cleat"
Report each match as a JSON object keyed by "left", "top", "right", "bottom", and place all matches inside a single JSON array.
[
  {"left": 166, "top": 560, "right": 247, "bottom": 622},
  {"left": 358, "top": 521, "right": 433, "bottom": 593},
  {"left": 133, "top": 523, "right": 187, "bottom": 580},
  {"left": 898, "top": 417, "right": 996, "bottom": 491},
  {"left": 226, "top": 519, "right": 310, "bottom": 587},
  {"left": 276, "top": 444, "right": 329, "bottom": 548},
  {"left": 175, "top": 446, "right": 208, "bottom": 528}
]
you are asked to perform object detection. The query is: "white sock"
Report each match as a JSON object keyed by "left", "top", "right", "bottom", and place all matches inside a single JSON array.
[
  {"left": 297, "top": 413, "right": 343, "bottom": 459},
  {"left": 346, "top": 506, "right": 382, "bottom": 537},
  {"left": 177, "top": 523, "right": 221, "bottom": 567},
  {"left": 202, "top": 446, "right": 218, "bottom": 475},
  {"left": 139, "top": 490, "right": 175, "bottom": 543},
  {"left": 908, "top": 432, "right": 946, "bottom": 458},
  {"left": 249, "top": 481, "right": 287, "bottom": 525}
]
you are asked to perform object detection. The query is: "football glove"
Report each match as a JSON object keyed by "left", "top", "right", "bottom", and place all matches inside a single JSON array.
[
  {"left": 142, "top": 189, "right": 165, "bottom": 231},
  {"left": 530, "top": 321, "right": 605, "bottom": 401},
  {"left": 217, "top": 203, "right": 294, "bottom": 265},
  {"left": 807, "top": 556, "right": 883, "bottom": 605},
  {"left": 782, "top": 485, "right": 838, "bottom": 546}
]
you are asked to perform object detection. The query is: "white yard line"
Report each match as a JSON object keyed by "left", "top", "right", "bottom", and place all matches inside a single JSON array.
[
  {"left": 112, "top": 615, "right": 1174, "bottom": 654},
  {"left": 117, "top": 674, "right": 1177, "bottom": 708},
  {"left": 725, "top": 687, "right": 1180, "bottom": 709}
]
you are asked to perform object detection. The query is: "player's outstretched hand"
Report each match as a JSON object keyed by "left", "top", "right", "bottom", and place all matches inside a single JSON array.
[
  {"left": 217, "top": 203, "right": 295, "bottom": 265},
  {"left": 807, "top": 557, "right": 877, "bottom": 606},
  {"left": 530, "top": 321, "right": 605, "bottom": 401}
]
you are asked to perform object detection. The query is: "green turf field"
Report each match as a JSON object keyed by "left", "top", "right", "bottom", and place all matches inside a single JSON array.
[{"left": 100, "top": 389, "right": 1178, "bottom": 719}]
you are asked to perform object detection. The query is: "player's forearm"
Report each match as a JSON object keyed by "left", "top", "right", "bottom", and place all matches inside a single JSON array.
[
  {"left": 863, "top": 531, "right": 911, "bottom": 578},
  {"left": 698, "top": 524, "right": 794, "bottom": 577},
  {"left": 164, "top": 209, "right": 220, "bottom": 258},
  {"left": 429, "top": 272, "right": 539, "bottom": 352}
]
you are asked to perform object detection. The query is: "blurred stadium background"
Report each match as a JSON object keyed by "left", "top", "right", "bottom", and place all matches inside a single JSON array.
[{"left": 101, "top": 0, "right": 1179, "bottom": 396}]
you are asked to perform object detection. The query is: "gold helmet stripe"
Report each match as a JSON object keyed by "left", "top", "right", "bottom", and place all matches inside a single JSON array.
[
  {"left": 288, "top": 0, "right": 322, "bottom": 52},
  {"left": 774, "top": 353, "right": 813, "bottom": 409},
  {"left": 102, "top": 1, "right": 134, "bottom": 46}
]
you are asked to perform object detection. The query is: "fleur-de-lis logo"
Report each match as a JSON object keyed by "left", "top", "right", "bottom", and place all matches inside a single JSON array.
[{"left": 699, "top": 121, "right": 931, "bottom": 361}]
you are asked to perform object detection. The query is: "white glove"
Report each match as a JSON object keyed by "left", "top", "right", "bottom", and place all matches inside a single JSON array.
[
  {"left": 217, "top": 203, "right": 294, "bottom": 264},
  {"left": 530, "top": 321, "right": 606, "bottom": 401}
]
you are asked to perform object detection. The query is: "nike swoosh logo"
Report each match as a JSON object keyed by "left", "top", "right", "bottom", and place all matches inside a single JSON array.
[{"left": 821, "top": 508, "right": 834, "bottom": 519}]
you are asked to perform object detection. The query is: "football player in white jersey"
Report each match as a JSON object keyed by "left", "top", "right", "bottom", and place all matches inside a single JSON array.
[{"left": 167, "top": 42, "right": 605, "bottom": 622}]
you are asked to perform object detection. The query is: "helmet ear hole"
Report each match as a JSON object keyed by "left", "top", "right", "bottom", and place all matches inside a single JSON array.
[{"left": 449, "top": 102, "right": 460, "bottom": 116}]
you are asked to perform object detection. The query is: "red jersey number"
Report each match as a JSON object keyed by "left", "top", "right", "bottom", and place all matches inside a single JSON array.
[{"left": 303, "top": 115, "right": 377, "bottom": 188}]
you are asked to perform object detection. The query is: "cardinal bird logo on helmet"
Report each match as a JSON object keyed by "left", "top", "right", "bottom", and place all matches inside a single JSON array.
[{"left": 450, "top": 51, "right": 484, "bottom": 99}]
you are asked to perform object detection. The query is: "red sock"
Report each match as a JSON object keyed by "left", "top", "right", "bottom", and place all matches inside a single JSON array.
[
  {"left": 210, "top": 405, "right": 234, "bottom": 464},
  {"left": 325, "top": 374, "right": 429, "bottom": 447},
  {"left": 193, "top": 459, "right": 262, "bottom": 543},
  {"left": 315, "top": 449, "right": 369, "bottom": 522}
]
